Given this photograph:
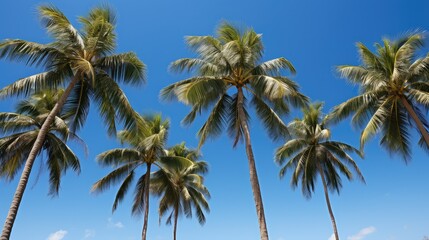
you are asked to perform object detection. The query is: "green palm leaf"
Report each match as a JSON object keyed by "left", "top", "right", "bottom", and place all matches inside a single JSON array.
[{"left": 333, "top": 33, "right": 429, "bottom": 161}]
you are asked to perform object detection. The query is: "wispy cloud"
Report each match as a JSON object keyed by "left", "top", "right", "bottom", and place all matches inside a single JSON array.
[
  {"left": 108, "top": 218, "right": 124, "bottom": 228},
  {"left": 328, "top": 233, "right": 336, "bottom": 240},
  {"left": 84, "top": 229, "right": 96, "bottom": 239},
  {"left": 47, "top": 230, "right": 68, "bottom": 240},
  {"left": 347, "top": 226, "right": 376, "bottom": 240}
]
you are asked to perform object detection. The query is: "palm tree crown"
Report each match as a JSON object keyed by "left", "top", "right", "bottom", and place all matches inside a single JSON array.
[
  {"left": 275, "top": 103, "right": 365, "bottom": 240},
  {"left": 276, "top": 103, "right": 364, "bottom": 196},
  {"left": 151, "top": 143, "right": 210, "bottom": 240},
  {"left": 0, "top": 90, "right": 82, "bottom": 195},
  {"left": 330, "top": 33, "right": 429, "bottom": 161},
  {"left": 161, "top": 22, "right": 308, "bottom": 146}
]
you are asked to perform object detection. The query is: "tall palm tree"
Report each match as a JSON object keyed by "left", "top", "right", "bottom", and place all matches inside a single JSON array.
[
  {"left": 0, "top": 90, "right": 82, "bottom": 196},
  {"left": 275, "top": 103, "right": 365, "bottom": 240},
  {"left": 161, "top": 22, "right": 308, "bottom": 240},
  {"left": 151, "top": 143, "right": 210, "bottom": 240},
  {"left": 330, "top": 33, "right": 429, "bottom": 161},
  {"left": 0, "top": 6, "right": 145, "bottom": 239},
  {"left": 0, "top": 6, "right": 145, "bottom": 240},
  {"left": 92, "top": 115, "right": 168, "bottom": 240}
]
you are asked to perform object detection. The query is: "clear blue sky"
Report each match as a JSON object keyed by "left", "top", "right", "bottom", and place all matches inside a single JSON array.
[{"left": 1, "top": 0, "right": 429, "bottom": 240}]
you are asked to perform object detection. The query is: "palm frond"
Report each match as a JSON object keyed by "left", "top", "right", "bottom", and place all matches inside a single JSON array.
[
  {"left": 360, "top": 99, "right": 391, "bottom": 149},
  {"left": 408, "top": 88, "right": 429, "bottom": 107},
  {"left": 251, "top": 95, "right": 289, "bottom": 140},
  {"left": 356, "top": 42, "right": 384, "bottom": 70},
  {"left": 409, "top": 55, "right": 429, "bottom": 78},
  {"left": 0, "top": 113, "right": 38, "bottom": 134},
  {"left": 96, "top": 148, "right": 141, "bottom": 167},
  {"left": 96, "top": 52, "right": 146, "bottom": 85},
  {"left": 197, "top": 94, "right": 231, "bottom": 148},
  {"left": 80, "top": 6, "right": 117, "bottom": 55},
  {"left": 185, "top": 35, "right": 231, "bottom": 72},
  {"left": 0, "top": 39, "right": 63, "bottom": 68},
  {"left": 173, "top": 77, "right": 226, "bottom": 106},
  {"left": 61, "top": 80, "right": 91, "bottom": 132},
  {"left": 0, "top": 132, "right": 36, "bottom": 180},
  {"left": 38, "top": 5, "right": 85, "bottom": 49},
  {"left": 394, "top": 33, "right": 424, "bottom": 76},
  {"left": 252, "top": 57, "right": 296, "bottom": 75},
  {"left": 91, "top": 163, "right": 138, "bottom": 193},
  {"left": 92, "top": 72, "right": 140, "bottom": 135},
  {"left": 321, "top": 142, "right": 365, "bottom": 182},
  {"left": 132, "top": 173, "right": 148, "bottom": 216},
  {"left": 380, "top": 101, "right": 411, "bottom": 161},
  {"left": 170, "top": 58, "right": 219, "bottom": 74},
  {"left": 336, "top": 65, "right": 368, "bottom": 84},
  {"left": 327, "top": 90, "right": 383, "bottom": 125},
  {"left": 0, "top": 70, "right": 69, "bottom": 99},
  {"left": 275, "top": 139, "right": 307, "bottom": 165},
  {"left": 112, "top": 170, "right": 135, "bottom": 212},
  {"left": 45, "top": 133, "right": 81, "bottom": 196}
]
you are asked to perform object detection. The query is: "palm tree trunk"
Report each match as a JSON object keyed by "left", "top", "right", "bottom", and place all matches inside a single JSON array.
[
  {"left": 400, "top": 96, "right": 429, "bottom": 147},
  {"left": 318, "top": 163, "right": 339, "bottom": 240},
  {"left": 1, "top": 75, "right": 81, "bottom": 240},
  {"left": 173, "top": 204, "right": 179, "bottom": 240},
  {"left": 237, "top": 87, "right": 269, "bottom": 240},
  {"left": 141, "top": 163, "right": 152, "bottom": 240}
]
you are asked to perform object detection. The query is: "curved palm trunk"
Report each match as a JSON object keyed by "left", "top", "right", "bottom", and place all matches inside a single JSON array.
[
  {"left": 318, "top": 163, "right": 339, "bottom": 240},
  {"left": 141, "top": 163, "right": 152, "bottom": 240},
  {"left": 173, "top": 203, "right": 179, "bottom": 240},
  {"left": 1, "top": 75, "right": 80, "bottom": 240},
  {"left": 237, "top": 87, "right": 269, "bottom": 240},
  {"left": 400, "top": 96, "right": 429, "bottom": 147}
]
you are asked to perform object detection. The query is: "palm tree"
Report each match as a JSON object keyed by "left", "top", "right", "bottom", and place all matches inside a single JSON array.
[
  {"left": 330, "top": 33, "right": 429, "bottom": 161},
  {"left": 0, "top": 90, "right": 82, "bottom": 196},
  {"left": 0, "top": 6, "right": 145, "bottom": 239},
  {"left": 161, "top": 22, "right": 308, "bottom": 240},
  {"left": 151, "top": 143, "right": 210, "bottom": 240},
  {"left": 91, "top": 115, "right": 168, "bottom": 240},
  {"left": 275, "top": 103, "right": 365, "bottom": 240}
]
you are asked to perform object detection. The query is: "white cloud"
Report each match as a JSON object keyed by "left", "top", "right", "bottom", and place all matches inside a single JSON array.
[
  {"left": 328, "top": 233, "right": 336, "bottom": 240},
  {"left": 84, "top": 229, "right": 96, "bottom": 239},
  {"left": 347, "top": 226, "right": 376, "bottom": 240},
  {"left": 108, "top": 218, "right": 124, "bottom": 229},
  {"left": 115, "top": 222, "right": 124, "bottom": 228},
  {"left": 47, "top": 230, "right": 67, "bottom": 240}
]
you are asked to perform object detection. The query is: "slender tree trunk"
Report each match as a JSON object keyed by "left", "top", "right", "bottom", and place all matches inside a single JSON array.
[
  {"left": 318, "top": 163, "right": 339, "bottom": 240},
  {"left": 400, "top": 96, "right": 429, "bottom": 147},
  {"left": 173, "top": 204, "right": 179, "bottom": 240},
  {"left": 1, "top": 75, "right": 81, "bottom": 240},
  {"left": 237, "top": 87, "right": 269, "bottom": 240},
  {"left": 141, "top": 163, "right": 152, "bottom": 240}
]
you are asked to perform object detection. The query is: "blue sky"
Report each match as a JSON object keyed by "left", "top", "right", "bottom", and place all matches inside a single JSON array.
[{"left": 1, "top": 0, "right": 429, "bottom": 240}]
